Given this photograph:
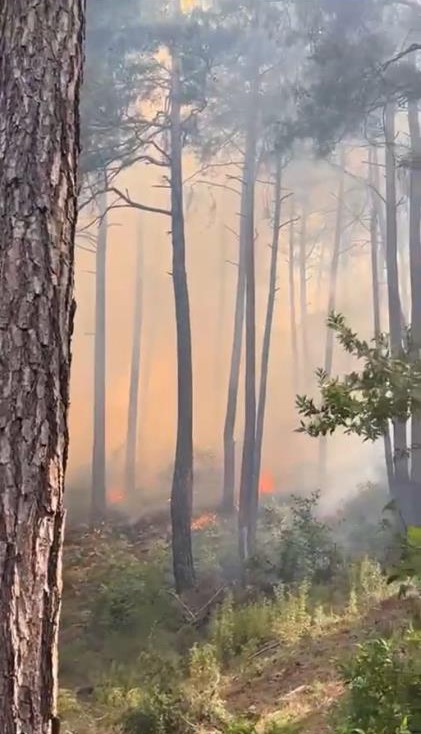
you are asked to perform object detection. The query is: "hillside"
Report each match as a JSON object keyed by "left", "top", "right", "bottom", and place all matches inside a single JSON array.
[{"left": 59, "top": 506, "right": 421, "bottom": 734}]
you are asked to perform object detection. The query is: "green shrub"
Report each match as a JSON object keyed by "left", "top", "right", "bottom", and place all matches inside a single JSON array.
[
  {"left": 272, "top": 581, "right": 311, "bottom": 643},
  {"left": 211, "top": 593, "right": 275, "bottom": 661},
  {"left": 91, "top": 550, "right": 173, "bottom": 635},
  {"left": 254, "top": 492, "right": 342, "bottom": 588},
  {"left": 121, "top": 688, "right": 185, "bottom": 734},
  {"left": 338, "top": 634, "right": 421, "bottom": 734}
]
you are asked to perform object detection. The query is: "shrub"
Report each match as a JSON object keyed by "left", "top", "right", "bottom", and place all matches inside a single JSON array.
[
  {"left": 121, "top": 688, "right": 186, "bottom": 734},
  {"left": 338, "top": 633, "right": 421, "bottom": 734},
  {"left": 91, "top": 549, "right": 173, "bottom": 636},
  {"left": 254, "top": 492, "right": 342, "bottom": 588},
  {"left": 210, "top": 593, "right": 275, "bottom": 661}
]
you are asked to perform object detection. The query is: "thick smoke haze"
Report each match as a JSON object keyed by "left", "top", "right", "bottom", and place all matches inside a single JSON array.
[{"left": 68, "top": 149, "right": 385, "bottom": 511}]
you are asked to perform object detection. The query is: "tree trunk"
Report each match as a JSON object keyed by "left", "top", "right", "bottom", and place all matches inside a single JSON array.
[
  {"left": 124, "top": 228, "right": 144, "bottom": 498},
  {"left": 318, "top": 154, "right": 345, "bottom": 489},
  {"left": 170, "top": 40, "right": 195, "bottom": 592},
  {"left": 371, "top": 206, "right": 381, "bottom": 340},
  {"left": 0, "top": 2, "right": 85, "bottom": 732},
  {"left": 299, "top": 206, "right": 310, "bottom": 387},
  {"left": 238, "top": 40, "right": 260, "bottom": 562},
  {"left": 288, "top": 199, "right": 299, "bottom": 394},
  {"left": 90, "top": 186, "right": 108, "bottom": 524},
  {"left": 370, "top": 187, "right": 395, "bottom": 489},
  {"left": 408, "top": 98, "right": 421, "bottom": 483},
  {"left": 222, "top": 185, "right": 247, "bottom": 513},
  {"left": 385, "top": 103, "right": 409, "bottom": 483},
  {"left": 214, "top": 224, "right": 228, "bottom": 422},
  {"left": 254, "top": 156, "right": 282, "bottom": 504}
]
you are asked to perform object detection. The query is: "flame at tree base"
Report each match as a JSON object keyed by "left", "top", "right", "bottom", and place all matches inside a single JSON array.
[{"left": 259, "top": 471, "right": 274, "bottom": 495}]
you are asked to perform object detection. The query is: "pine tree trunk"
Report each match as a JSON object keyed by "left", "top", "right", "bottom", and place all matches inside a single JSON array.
[
  {"left": 371, "top": 206, "right": 381, "bottom": 340},
  {"left": 385, "top": 103, "right": 409, "bottom": 483},
  {"left": 288, "top": 200, "right": 299, "bottom": 394},
  {"left": 222, "top": 196, "right": 246, "bottom": 513},
  {"left": 170, "top": 42, "right": 195, "bottom": 592},
  {"left": 370, "top": 190, "right": 395, "bottom": 489},
  {"left": 238, "top": 39, "right": 259, "bottom": 561},
  {"left": 0, "top": 2, "right": 85, "bottom": 732},
  {"left": 214, "top": 224, "right": 228, "bottom": 424},
  {"left": 319, "top": 156, "right": 345, "bottom": 488},
  {"left": 299, "top": 206, "right": 310, "bottom": 387},
  {"left": 90, "top": 187, "right": 108, "bottom": 524},
  {"left": 124, "top": 229, "right": 144, "bottom": 498},
  {"left": 408, "top": 99, "right": 421, "bottom": 483},
  {"left": 254, "top": 157, "right": 282, "bottom": 504}
]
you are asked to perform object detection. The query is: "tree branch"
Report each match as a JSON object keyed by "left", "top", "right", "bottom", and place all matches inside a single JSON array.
[
  {"left": 382, "top": 43, "right": 421, "bottom": 72},
  {"left": 90, "top": 186, "right": 172, "bottom": 221}
]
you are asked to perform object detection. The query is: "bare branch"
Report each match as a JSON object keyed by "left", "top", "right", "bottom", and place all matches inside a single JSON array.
[
  {"left": 382, "top": 43, "right": 421, "bottom": 72},
  {"left": 107, "top": 187, "right": 171, "bottom": 217}
]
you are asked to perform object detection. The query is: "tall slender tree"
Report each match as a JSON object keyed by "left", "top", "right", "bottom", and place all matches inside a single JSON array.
[
  {"left": 385, "top": 102, "right": 409, "bottom": 482},
  {"left": 124, "top": 226, "right": 144, "bottom": 498},
  {"left": 0, "top": 1, "right": 85, "bottom": 731},
  {"left": 318, "top": 153, "right": 345, "bottom": 488},
  {"left": 254, "top": 155, "right": 283, "bottom": 504},
  {"left": 298, "top": 205, "right": 310, "bottom": 387},
  {"left": 288, "top": 199, "right": 299, "bottom": 393},
  {"left": 238, "top": 9, "right": 260, "bottom": 560},
  {"left": 90, "top": 185, "right": 108, "bottom": 523},
  {"left": 170, "top": 0, "right": 195, "bottom": 590},
  {"left": 408, "top": 89, "right": 421, "bottom": 482},
  {"left": 222, "top": 200, "right": 246, "bottom": 513}
]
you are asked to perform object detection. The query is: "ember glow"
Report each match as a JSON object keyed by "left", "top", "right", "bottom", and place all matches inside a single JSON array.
[
  {"left": 108, "top": 487, "right": 125, "bottom": 505},
  {"left": 192, "top": 512, "right": 217, "bottom": 530},
  {"left": 259, "top": 471, "right": 275, "bottom": 495}
]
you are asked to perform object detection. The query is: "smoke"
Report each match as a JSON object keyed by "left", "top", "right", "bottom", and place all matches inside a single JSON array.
[{"left": 69, "top": 147, "right": 385, "bottom": 514}]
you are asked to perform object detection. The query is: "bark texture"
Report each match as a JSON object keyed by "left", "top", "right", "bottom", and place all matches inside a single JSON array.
[
  {"left": 124, "top": 230, "right": 143, "bottom": 498},
  {"left": 90, "top": 187, "right": 107, "bottom": 523},
  {"left": 169, "top": 41, "right": 195, "bottom": 592},
  {"left": 0, "top": 2, "right": 85, "bottom": 732}
]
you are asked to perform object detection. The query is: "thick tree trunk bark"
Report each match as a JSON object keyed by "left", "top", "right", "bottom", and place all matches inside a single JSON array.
[
  {"left": 222, "top": 201, "right": 246, "bottom": 513},
  {"left": 318, "top": 156, "right": 345, "bottom": 488},
  {"left": 254, "top": 157, "right": 282, "bottom": 503},
  {"left": 124, "top": 229, "right": 144, "bottom": 498},
  {"left": 0, "top": 2, "right": 85, "bottom": 732},
  {"left": 90, "top": 186, "right": 108, "bottom": 524},
  {"left": 288, "top": 199, "right": 299, "bottom": 394},
  {"left": 385, "top": 103, "right": 409, "bottom": 483},
  {"left": 238, "top": 40, "right": 259, "bottom": 561},
  {"left": 170, "top": 41, "right": 195, "bottom": 592},
  {"left": 408, "top": 99, "right": 421, "bottom": 483}
]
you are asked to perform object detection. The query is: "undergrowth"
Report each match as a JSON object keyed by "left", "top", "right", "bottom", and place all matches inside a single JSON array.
[{"left": 60, "top": 491, "right": 420, "bottom": 734}]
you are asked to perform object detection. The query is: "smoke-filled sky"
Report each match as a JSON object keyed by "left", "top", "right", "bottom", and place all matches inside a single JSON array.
[{"left": 68, "top": 140, "right": 388, "bottom": 510}]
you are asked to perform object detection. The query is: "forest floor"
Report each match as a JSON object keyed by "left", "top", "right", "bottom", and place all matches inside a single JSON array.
[{"left": 59, "top": 513, "right": 421, "bottom": 734}]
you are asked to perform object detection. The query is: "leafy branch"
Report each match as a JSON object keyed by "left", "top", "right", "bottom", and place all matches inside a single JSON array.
[{"left": 296, "top": 313, "right": 421, "bottom": 442}]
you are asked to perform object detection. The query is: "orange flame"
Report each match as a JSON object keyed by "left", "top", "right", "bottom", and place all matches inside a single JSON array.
[
  {"left": 108, "top": 487, "right": 125, "bottom": 505},
  {"left": 192, "top": 512, "right": 217, "bottom": 530},
  {"left": 259, "top": 471, "right": 274, "bottom": 495}
]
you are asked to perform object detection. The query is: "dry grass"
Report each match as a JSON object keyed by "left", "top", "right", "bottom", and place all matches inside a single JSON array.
[{"left": 223, "top": 596, "right": 418, "bottom": 734}]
